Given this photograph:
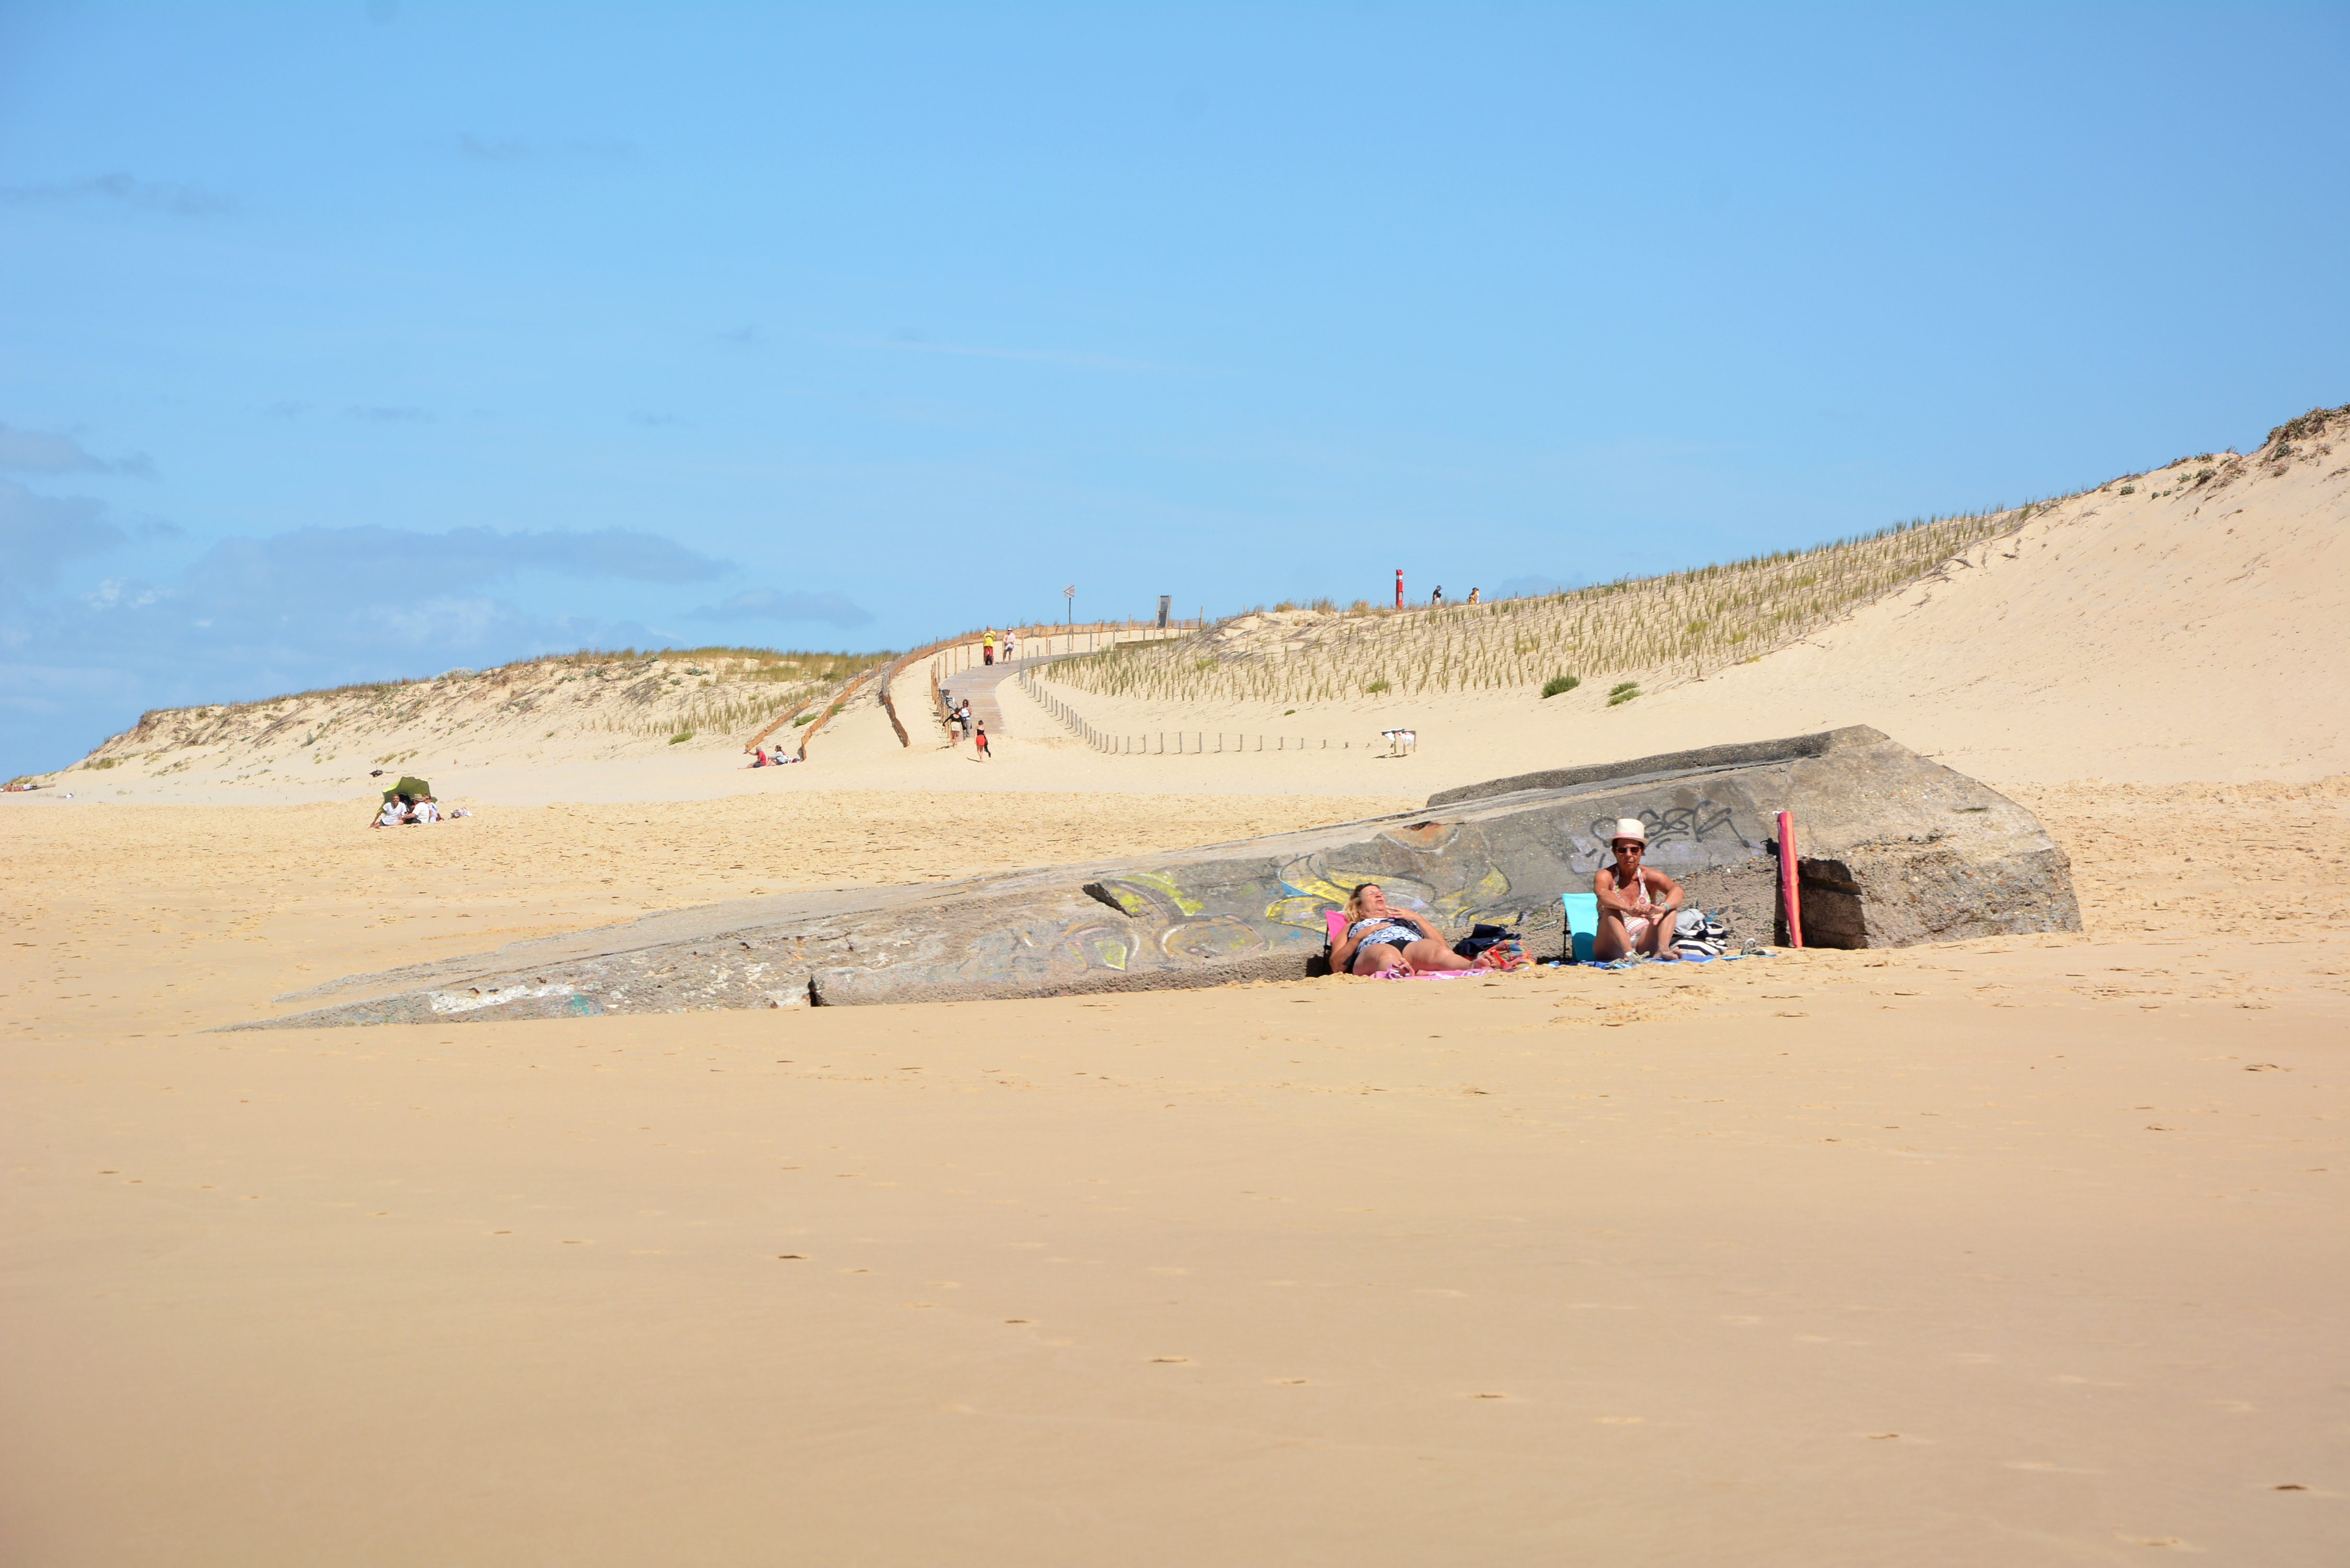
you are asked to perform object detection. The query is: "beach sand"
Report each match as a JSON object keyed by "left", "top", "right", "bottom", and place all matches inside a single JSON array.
[{"left": 3, "top": 774, "right": 2345, "bottom": 1565}]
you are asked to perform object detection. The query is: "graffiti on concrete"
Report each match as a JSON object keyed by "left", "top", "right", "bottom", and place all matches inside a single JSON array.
[
  {"left": 1088, "top": 870, "right": 1207, "bottom": 921},
  {"left": 1568, "top": 795, "right": 1757, "bottom": 868},
  {"left": 1264, "top": 852, "right": 1509, "bottom": 934},
  {"left": 1159, "top": 914, "right": 1268, "bottom": 961}
]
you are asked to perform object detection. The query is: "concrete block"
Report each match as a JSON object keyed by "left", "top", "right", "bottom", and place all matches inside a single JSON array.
[{"left": 231, "top": 725, "right": 2077, "bottom": 1028}]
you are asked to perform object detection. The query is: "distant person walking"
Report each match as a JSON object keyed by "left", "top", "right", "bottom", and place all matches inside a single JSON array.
[
  {"left": 1466, "top": 586, "right": 1480, "bottom": 604},
  {"left": 957, "top": 699, "right": 974, "bottom": 742},
  {"left": 1431, "top": 585, "right": 1445, "bottom": 607},
  {"left": 1001, "top": 629, "right": 1017, "bottom": 662},
  {"left": 983, "top": 629, "right": 997, "bottom": 666},
  {"left": 974, "top": 723, "right": 991, "bottom": 759}
]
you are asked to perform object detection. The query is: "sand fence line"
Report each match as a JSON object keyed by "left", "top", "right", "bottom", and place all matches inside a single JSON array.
[{"left": 1019, "top": 668, "right": 1364, "bottom": 756}]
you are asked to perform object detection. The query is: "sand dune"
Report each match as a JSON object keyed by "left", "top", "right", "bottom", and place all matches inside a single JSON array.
[{"left": 1023, "top": 410, "right": 2350, "bottom": 788}]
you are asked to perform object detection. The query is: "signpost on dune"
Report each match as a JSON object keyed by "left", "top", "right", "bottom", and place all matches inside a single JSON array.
[
  {"left": 1396, "top": 568, "right": 1404, "bottom": 608},
  {"left": 1064, "top": 584, "right": 1074, "bottom": 655}
]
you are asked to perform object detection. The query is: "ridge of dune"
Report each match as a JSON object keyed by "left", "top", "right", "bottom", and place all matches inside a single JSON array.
[
  {"left": 15, "top": 645, "right": 891, "bottom": 802},
  {"left": 1023, "top": 404, "right": 2349, "bottom": 787}
]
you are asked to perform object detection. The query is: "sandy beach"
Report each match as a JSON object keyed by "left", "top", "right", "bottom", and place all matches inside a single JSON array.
[{"left": 4, "top": 762, "right": 2345, "bottom": 1564}]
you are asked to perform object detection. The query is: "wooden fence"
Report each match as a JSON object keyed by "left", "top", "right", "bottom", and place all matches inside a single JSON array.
[{"left": 1018, "top": 670, "right": 1360, "bottom": 755}]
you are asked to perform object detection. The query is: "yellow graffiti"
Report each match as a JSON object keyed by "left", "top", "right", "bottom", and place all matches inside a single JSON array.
[
  {"left": 1268, "top": 867, "right": 1452, "bottom": 931},
  {"left": 1087, "top": 935, "right": 1129, "bottom": 971},
  {"left": 1433, "top": 866, "right": 1511, "bottom": 921},
  {"left": 1265, "top": 894, "right": 1333, "bottom": 930},
  {"left": 1108, "top": 870, "right": 1204, "bottom": 917}
]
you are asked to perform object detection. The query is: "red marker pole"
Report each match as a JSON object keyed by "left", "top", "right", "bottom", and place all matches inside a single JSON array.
[
  {"left": 1395, "top": 569, "right": 1404, "bottom": 608},
  {"left": 1777, "top": 809, "right": 1803, "bottom": 949}
]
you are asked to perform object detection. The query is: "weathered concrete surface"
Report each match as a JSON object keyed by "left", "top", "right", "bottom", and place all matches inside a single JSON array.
[{"left": 231, "top": 725, "right": 2077, "bottom": 1029}]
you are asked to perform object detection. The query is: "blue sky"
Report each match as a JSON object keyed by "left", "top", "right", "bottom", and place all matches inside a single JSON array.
[{"left": 4, "top": 2, "right": 2344, "bottom": 775}]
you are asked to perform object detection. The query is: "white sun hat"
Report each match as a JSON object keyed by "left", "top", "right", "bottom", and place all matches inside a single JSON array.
[{"left": 1607, "top": 818, "right": 1648, "bottom": 846}]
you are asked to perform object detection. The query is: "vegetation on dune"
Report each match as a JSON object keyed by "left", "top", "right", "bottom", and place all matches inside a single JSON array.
[
  {"left": 60, "top": 643, "right": 897, "bottom": 776},
  {"left": 1046, "top": 504, "right": 2045, "bottom": 707}
]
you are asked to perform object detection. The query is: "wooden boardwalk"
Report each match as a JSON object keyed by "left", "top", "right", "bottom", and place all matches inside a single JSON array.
[{"left": 933, "top": 653, "right": 1050, "bottom": 743}]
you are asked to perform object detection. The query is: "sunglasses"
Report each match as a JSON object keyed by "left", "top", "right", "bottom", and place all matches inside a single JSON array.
[{"left": 1612, "top": 841, "right": 1644, "bottom": 852}]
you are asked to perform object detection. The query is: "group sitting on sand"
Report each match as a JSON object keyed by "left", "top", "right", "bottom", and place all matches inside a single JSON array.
[
  {"left": 1330, "top": 819, "right": 1712, "bottom": 976},
  {"left": 373, "top": 792, "right": 441, "bottom": 827}
]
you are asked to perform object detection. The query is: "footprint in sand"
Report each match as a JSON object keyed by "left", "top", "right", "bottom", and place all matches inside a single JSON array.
[
  {"left": 1268, "top": 1378, "right": 1308, "bottom": 1386},
  {"left": 1149, "top": 1355, "right": 1191, "bottom": 1364}
]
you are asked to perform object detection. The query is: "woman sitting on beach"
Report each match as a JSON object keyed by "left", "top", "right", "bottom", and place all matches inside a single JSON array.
[
  {"left": 373, "top": 796, "right": 407, "bottom": 828},
  {"left": 1593, "top": 818, "right": 1683, "bottom": 961},
  {"left": 1329, "top": 883, "right": 1487, "bottom": 976}
]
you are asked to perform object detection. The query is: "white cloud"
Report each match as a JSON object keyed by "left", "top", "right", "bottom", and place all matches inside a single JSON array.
[
  {"left": 0, "top": 423, "right": 156, "bottom": 477},
  {"left": 692, "top": 587, "right": 874, "bottom": 628},
  {"left": 0, "top": 172, "right": 233, "bottom": 217}
]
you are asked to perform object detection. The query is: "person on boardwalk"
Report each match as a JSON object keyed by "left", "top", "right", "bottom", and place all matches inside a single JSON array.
[
  {"left": 974, "top": 722, "right": 992, "bottom": 759},
  {"left": 1001, "top": 628, "right": 1017, "bottom": 662},
  {"left": 1593, "top": 818, "right": 1684, "bottom": 961},
  {"left": 983, "top": 629, "right": 996, "bottom": 666},
  {"left": 957, "top": 699, "right": 974, "bottom": 741}
]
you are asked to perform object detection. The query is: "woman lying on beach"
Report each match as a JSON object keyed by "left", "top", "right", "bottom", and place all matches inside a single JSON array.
[
  {"left": 1330, "top": 883, "right": 1490, "bottom": 976},
  {"left": 1593, "top": 817, "right": 1684, "bottom": 961}
]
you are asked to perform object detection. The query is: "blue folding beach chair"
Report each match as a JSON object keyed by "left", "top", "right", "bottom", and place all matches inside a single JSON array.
[{"left": 1560, "top": 892, "right": 1598, "bottom": 963}]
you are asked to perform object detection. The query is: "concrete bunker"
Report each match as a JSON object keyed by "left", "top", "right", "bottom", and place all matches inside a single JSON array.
[{"left": 232, "top": 725, "right": 2079, "bottom": 1030}]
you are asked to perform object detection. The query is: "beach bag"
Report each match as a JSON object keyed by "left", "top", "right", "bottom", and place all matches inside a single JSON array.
[
  {"left": 1452, "top": 923, "right": 1522, "bottom": 960},
  {"left": 1674, "top": 908, "right": 1731, "bottom": 957}
]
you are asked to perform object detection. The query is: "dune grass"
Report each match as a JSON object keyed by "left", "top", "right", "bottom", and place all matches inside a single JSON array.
[{"left": 1046, "top": 503, "right": 2047, "bottom": 707}]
